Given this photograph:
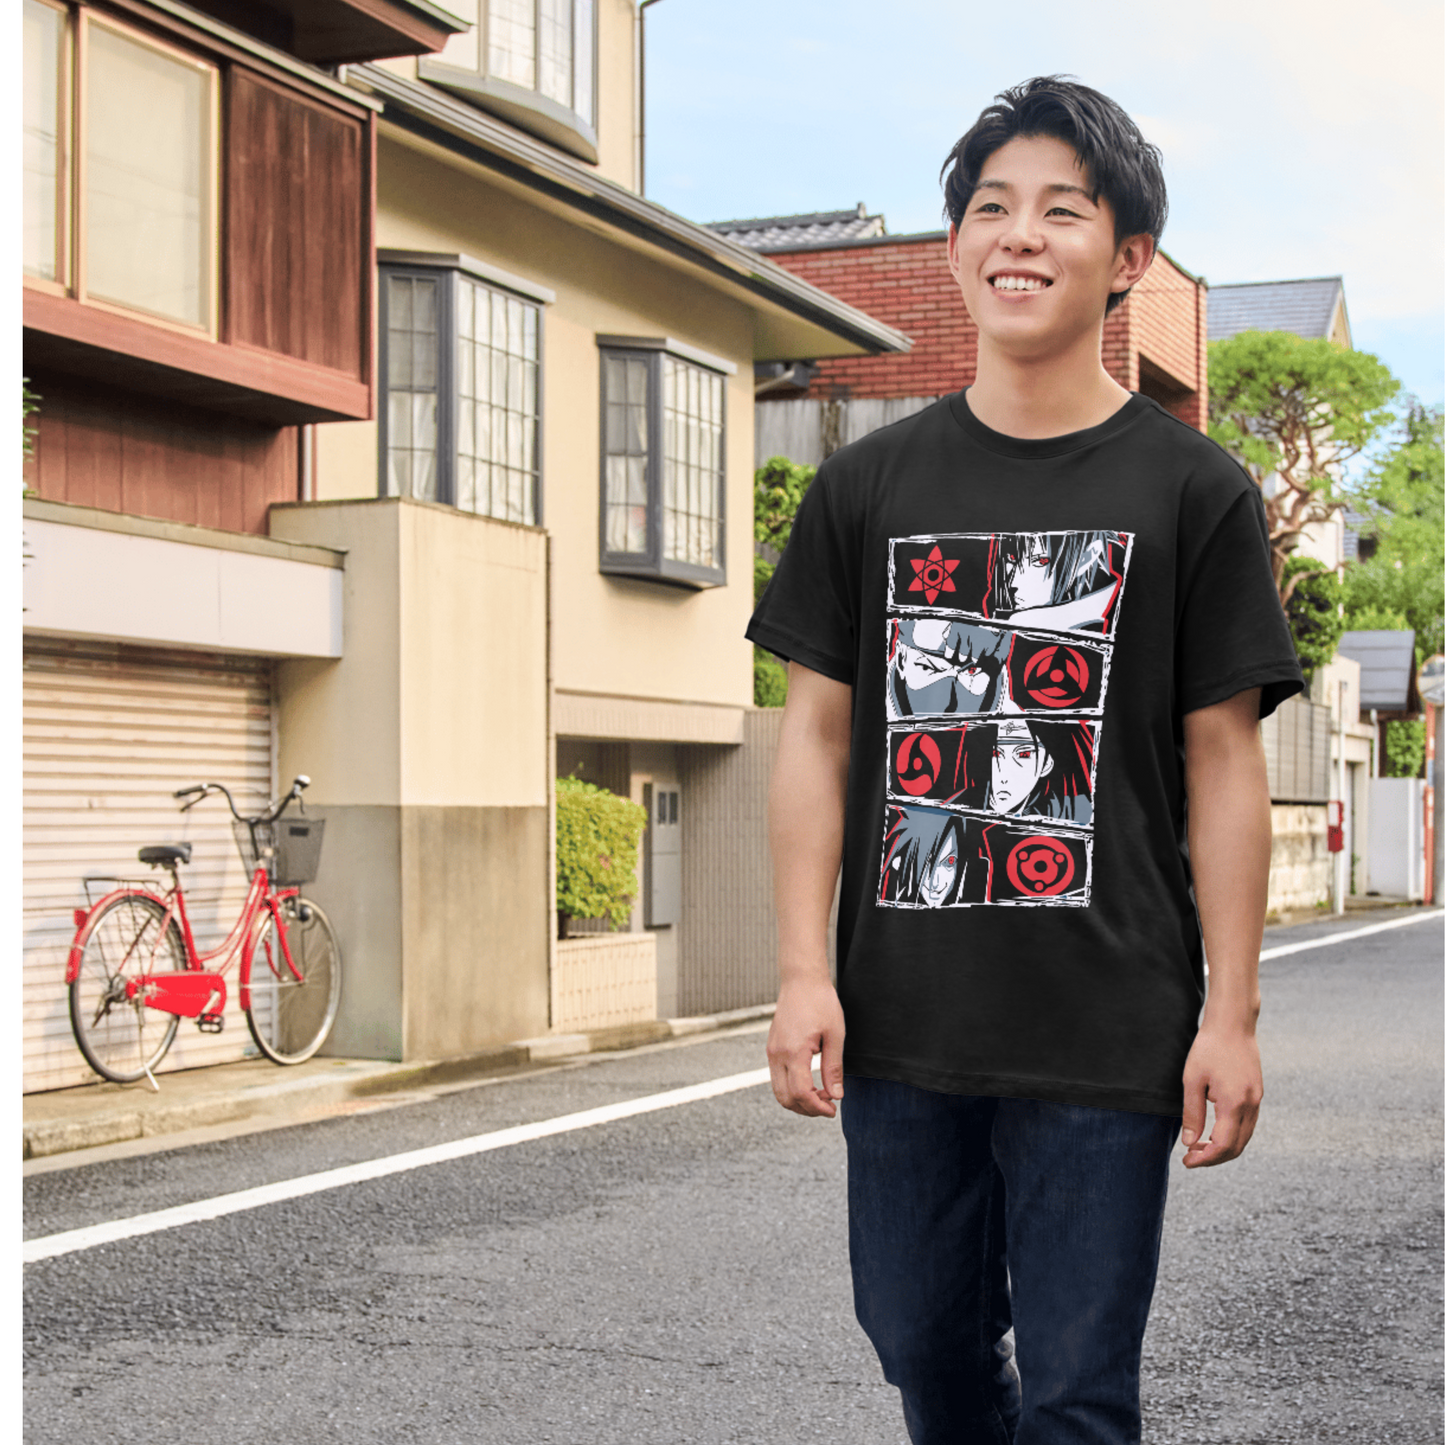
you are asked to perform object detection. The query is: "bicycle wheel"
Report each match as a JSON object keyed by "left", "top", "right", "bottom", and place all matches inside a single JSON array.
[
  {"left": 69, "top": 894, "right": 183, "bottom": 1084},
  {"left": 245, "top": 896, "right": 342, "bottom": 1065}
]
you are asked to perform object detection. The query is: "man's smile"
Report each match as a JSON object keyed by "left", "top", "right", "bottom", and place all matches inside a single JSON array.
[{"left": 989, "top": 273, "right": 1053, "bottom": 292}]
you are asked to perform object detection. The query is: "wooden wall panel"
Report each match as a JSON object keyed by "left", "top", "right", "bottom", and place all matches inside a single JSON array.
[
  {"left": 25, "top": 372, "right": 297, "bottom": 536},
  {"left": 227, "top": 70, "right": 366, "bottom": 379}
]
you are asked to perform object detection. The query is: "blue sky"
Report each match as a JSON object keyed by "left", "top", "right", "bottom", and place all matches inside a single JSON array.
[{"left": 643, "top": 0, "right": 1444, "bottom": 409}]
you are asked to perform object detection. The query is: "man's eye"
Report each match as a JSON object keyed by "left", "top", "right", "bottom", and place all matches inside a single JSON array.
[
  {"left": 1032, "top": 557, "right": 1051, "bottom": 568},
  {"left": 974, "top": 202, "right": 1004, "bottom": 213},
  {"left": 961, "top": 664, "right": 982, "bottom": 677},
  {"left": 1017, "top": 749, "right": 1034, "bottom": 760},
  {"left": 943, "top": 855, "right": 956, "bottom": 868},
  {"left": 917, "top": 657, "right": 946, "bottom": 675}
]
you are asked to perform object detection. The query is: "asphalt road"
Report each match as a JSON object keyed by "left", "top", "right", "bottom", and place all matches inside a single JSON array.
[{"left": 24, "top": 909, "right": 1443, "bottom": 1444}]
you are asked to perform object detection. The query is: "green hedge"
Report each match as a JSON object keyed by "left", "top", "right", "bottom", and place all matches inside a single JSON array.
[{"left": 555, "top": 776, "right": 649, "bottom": 937}]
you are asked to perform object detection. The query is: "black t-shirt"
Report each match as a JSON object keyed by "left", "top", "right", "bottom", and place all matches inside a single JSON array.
[{"left": 746, "top": 391, "right": 1303, "bottom": 1116}]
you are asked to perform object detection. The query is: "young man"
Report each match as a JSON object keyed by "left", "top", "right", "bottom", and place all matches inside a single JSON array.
[{"left": 747, "top": 77, "right": 1304, "bottom": 1445}]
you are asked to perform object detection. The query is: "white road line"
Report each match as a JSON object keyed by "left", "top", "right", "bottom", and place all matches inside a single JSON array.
[
  {"left": 26, "top": 911, "right": 1444, "bottom": 1266},
  {"left": 1259, "top": 908, "right": 1442, "bottom": 961},
  {"left": 24, "top": 1066, "right": 772, "bottom": 1265}
]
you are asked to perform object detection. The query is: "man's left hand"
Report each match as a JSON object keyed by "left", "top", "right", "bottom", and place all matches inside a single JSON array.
[{"left": 1179, "top": 1023, "right": 1262, "bottom": 1168}]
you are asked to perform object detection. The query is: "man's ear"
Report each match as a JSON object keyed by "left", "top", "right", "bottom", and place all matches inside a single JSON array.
[
  {"left": 1110, "top": 233, "right": 1155, "bottom": 297},
  {"left": 946, "top": 223, "right": 962, "bottom": 284}
]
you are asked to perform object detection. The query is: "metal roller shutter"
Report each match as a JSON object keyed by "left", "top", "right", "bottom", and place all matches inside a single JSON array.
[{"left": 24, "top": 640, "right": 275, "bottom": 1093}]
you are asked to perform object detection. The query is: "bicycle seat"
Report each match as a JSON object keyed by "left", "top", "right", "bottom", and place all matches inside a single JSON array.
[{"left": 138, "top": 844, "right": 193, "bottom": 866}]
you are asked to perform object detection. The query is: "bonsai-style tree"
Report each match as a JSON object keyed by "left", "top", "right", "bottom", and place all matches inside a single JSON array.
[{"left": 1207, "top": 330, "right": 1398, "bottom": 608}]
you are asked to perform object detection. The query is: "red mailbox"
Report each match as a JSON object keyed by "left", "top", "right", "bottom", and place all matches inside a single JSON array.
[{"left": 1327, "top": 800, "right": 1345, "bottom": 853}]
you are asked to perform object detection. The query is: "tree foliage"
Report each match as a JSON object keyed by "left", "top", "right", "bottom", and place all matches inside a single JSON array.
[
  {"left": 1383, "top": 719, "right": 1426, "bottom": 779},
  {"left": 554, "top": 776, "right": 649, "bottom": 937},
  {"left": 1341, "top": 401, "right": 1444, "bottom": 661},
  {"left": 752, "top": 455, "right": 817, "bottom": 707},
  {"left": 1281, "top": 555, "right": 1344, "bottom": 684},
  {"left": 1207, "top": 331, "right": 1398, "bottom": 607}
]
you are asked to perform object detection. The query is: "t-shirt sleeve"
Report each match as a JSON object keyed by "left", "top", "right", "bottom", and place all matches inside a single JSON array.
[
  {"left": 1176, "top": 483, "right": 1304, "bottom": 720},
  {"left": 745, "top": 465, "right": 858, "bottom": 685}
]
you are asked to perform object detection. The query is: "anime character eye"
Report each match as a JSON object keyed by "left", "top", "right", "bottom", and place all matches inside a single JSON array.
[
  {"left": 1017, "top": 748, "right": 1034, "bottom": 760},
  {"left": 960, "top": 664, "right": 983, "bottom": 679},
  {"left": 943, "top": 855, "right": 956, "bottom": 868},
  {"left": 1031, "top": 556, "right": 1051, "bottom": 568}
]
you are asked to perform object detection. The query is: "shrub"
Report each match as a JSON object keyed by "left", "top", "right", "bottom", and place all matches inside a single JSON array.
[
  {"left": 1281, "top": 555, "right": 1343, "bottom": 685},
  {"left": 754, "top": 647, "right": 788, "bottom": 708},
  {"left": 555, "top": 776, "right": 649, "bottom": 938},
  {"left": 1384, "top": 719, "right": 1426, "bottom": 779}
]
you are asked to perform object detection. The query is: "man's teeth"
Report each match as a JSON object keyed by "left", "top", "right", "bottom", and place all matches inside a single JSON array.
[{"left": 992, "top": 276, "right": 1049, "bottom": 291}]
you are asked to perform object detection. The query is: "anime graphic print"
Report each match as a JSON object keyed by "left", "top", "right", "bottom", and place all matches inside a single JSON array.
[{"left": 880, "top": 530, "right": 1133, "bottom": 909}]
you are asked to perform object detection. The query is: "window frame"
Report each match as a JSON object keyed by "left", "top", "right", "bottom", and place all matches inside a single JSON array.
[
  {"left": 24, "top": 4, "right": 222, "bottom": 338},
  {"left": 418, "top": 0, "right": 598, "bottom": 164},
  {"left": 596, "top": 337, "right": 732, "bottom": 591},
  {"left": 377, "top": 252, "right": 552, "bottom": 526},
  {"left": 23, "top": 0, "right": 72, "bottom": 296}
]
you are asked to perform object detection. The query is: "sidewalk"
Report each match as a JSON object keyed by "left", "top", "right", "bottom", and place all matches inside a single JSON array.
[{"left": 23, "top": 1005, "right": 776, "bottom": 1163}]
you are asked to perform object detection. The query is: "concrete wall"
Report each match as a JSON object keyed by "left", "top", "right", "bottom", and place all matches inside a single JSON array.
[
  {"left": 270, "top": 498, "right": 550, "bottom": 1059},
  {"left": 1267, "top": 803, "right": 1331, "bottom": 917}
]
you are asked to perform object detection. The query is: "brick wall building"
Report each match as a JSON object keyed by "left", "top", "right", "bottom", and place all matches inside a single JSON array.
[{"left": 709, "top": 209, "right": 1208, "bottom": 463}]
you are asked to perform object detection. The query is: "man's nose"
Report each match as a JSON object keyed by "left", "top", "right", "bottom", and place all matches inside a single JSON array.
[{"left": 1001, "top": 210, "right": 1043, "bottom": 254}]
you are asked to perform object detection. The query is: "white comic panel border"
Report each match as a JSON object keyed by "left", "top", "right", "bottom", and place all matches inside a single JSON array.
[
  {"left": 884, "top": 612, "right": 1116, "bottom": 721},
  {"left": 886, "top": 530, "right": 1136, "bottom": 642}
]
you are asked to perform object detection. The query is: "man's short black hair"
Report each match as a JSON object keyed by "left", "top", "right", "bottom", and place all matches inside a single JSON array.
[{"left": 940, "top": 76, "right": 1167, "bottom": 315}]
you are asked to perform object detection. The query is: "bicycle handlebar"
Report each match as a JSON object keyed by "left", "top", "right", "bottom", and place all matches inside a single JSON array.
[{"left": 174, "top": 775, "right": 310, "bottom": 824}]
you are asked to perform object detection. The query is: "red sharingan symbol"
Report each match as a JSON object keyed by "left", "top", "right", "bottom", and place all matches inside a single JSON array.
[
  {"left": 896, "top": 733, "right": 942, "bottom": 796},
  {"left": 1005, "top": 836, "right": 1077, "bottom": 896},
  {"left": 908, "top": 545, "right": 960, "bottom": 604},
  {"left": 1021, "top": 645, "right": 1090, "bottom": 709}
]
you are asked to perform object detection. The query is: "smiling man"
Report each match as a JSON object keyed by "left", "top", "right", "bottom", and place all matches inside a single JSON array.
[{"left": 747, "top": 76, "right": 1305, "bottom": 1445}]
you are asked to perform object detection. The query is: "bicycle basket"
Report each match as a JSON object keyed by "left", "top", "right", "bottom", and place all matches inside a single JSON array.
[
  {"left": 274, "top": 817, "right": 325, "bottom": 886},
  {"left": 233, "top": 818, "right": 277, "bottom": 875}
]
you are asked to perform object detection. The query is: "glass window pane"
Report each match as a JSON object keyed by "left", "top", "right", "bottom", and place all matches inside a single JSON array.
[
  {"left": 539, "top": 0, "right": 571, "bottom": 106},
  {"left": 391, "top": 275, "right": 413, "bottom": 331},
  {"left": 488, "top": 0, "right": 535, "bottom": 88},
  {"left": 627, "top": 359, "right": 646, "bottom": 406},
  {"left": 457, "top": 278, "right": 474, "bottom": 341},
  {"left": 389, "top": 389, "right": 412, "bottom": 450},
  {"left": 85, "top": 23, "right": 211, "bottom": 327},
  {"left": 573, "top": 0, "right": 594, "bottom": 125},
  {"left": 456, "top": 454, "right": 476, "bottom": 513},
  {"left": 23, "top": 0, "right": 61, "bottom": 282}
]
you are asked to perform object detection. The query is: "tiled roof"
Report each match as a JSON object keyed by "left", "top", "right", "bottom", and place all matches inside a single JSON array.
[
  {"left": 1337, "top": 630, "right": 1420, "bottom": 712},
  {"left": 1208, "top": 277, "right": 1343, "bottom": 342},
  {"left": 705, "top": 203, "right": 886, "bottom": 252}
]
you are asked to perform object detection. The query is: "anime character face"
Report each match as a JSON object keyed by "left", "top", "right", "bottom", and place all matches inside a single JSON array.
[
  {"left": 990, "top": 718, "right": 1055, "bottom": 814},
  {"left": 1004, "top": 535, "right": 1056, "bottom": 610},
  {"left": 891, "top": 618, "right": 1011, "bottom": 716},
  {"left": 920, "top": 818, "right": 963, "bottom": 906}
]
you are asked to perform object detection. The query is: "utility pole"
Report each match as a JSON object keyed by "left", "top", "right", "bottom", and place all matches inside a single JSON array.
[{"left": 1335, "top": 677, "right": 1349, "bottom": 915}]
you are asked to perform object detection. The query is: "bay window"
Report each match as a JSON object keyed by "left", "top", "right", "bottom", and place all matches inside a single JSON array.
[
  {"left": 379, "top": 253, "right": 551, "bottom": 526},
  {"left": 598, "top": 338, "right": 730, "bottom": 588},
  {"left": 421, "top": 0, "right": 596, "bottom": 162}
]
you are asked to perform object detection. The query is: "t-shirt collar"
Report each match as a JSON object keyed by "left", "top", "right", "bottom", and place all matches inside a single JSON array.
[{"left": 948, "top": 389, "right": 1151, "bottom": 459}]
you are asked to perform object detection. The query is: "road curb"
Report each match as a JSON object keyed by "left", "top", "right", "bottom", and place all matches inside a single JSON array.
[{"left": 23, "top": 1005, "right": 777, "bottom": 1161}]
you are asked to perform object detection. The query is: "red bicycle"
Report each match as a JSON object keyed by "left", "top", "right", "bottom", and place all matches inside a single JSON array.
[{"left": 66, "top": 775, "right": 342, "bottom": 1087}]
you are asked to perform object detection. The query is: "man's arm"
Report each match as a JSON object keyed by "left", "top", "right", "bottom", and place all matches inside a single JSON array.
[
  {"left": 1180, "top": 685, "right": 1270, "bottom": 1167},
  {"left": 765, "top": 662, "right": 853, "bottom": 1118}
]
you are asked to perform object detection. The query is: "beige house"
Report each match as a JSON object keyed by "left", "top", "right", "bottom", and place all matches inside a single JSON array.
[
  {"left": 21, "top": 0, "right": 905, "bottom": 1093},
  {"left": 271, "top": 5, "right": 907, "bottom": 1059}
]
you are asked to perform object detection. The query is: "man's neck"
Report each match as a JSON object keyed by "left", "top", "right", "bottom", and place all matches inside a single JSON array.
[{"left": 965, "top": 338, "right": 1133, "bottom": 440}]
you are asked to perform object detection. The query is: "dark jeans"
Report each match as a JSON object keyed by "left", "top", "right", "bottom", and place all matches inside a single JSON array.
[{"left": 841, "top": 1076, "right": 1180, "bottom": 1445}]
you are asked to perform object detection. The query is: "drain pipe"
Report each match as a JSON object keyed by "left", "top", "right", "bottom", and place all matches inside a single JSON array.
[{"left": 638, "top": 0, "right": 667, "bottom": 196}]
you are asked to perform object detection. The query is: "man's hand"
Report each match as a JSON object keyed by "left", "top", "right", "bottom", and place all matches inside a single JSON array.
[
  {"left": 1179, "top": 1022, "right": 1262, "bottom": 1167},
  {"left": 767, "top": 976, "right": 846, "bottom": 1117},
  {"left": 765, "top": 662, "right": 853, "bottom": 1119},
  {"left": 1181, "top": 686, "right": 1269, "bottom": 1169}
]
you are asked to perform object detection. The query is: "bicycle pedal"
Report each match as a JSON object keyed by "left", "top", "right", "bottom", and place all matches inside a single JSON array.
[{"left": 196, "top": 1012, "right": 225, "bottom": 1034}]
